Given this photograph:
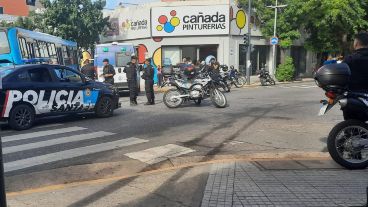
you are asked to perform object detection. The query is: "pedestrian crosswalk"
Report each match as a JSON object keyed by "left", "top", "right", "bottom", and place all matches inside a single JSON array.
[{"left": 1, "top": 124, "right": 196, "bottom": 174}]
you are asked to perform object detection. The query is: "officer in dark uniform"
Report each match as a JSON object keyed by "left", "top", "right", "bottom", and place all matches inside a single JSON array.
[
  {"left": 344, "top": 32, "right": 368, "bottom": 91},
  {"left": 142, "top": 58, "right": 155, "bottom": 105},
  {"left": 124, "top": 56, "right": 138, "bottom": 106},
  {"left": 101, "top": 59, "right": 115, "bottom": 85}
]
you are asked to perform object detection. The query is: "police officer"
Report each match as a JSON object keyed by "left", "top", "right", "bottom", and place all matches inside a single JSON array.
[
  {"left": 142, "top": 58, "right": 155, "bottom": 105},
  {"left": 124, "top": 56, "right": 138, "bottom": 106},
  {"left": 102, "top": 59, "right": 115, "bottom": 84},
  {"left": 81, "top": 59, "right": 96, "bottom": 80},
  {"left": 344, "top": 32, "right": 368, "bottom": 91}
]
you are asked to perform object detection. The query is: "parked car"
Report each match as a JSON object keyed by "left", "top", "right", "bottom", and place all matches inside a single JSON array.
[{"left": 0, "top": 64, "right": 120, "bottom": 130}]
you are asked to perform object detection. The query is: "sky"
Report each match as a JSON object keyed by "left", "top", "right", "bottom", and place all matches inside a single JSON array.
[{"left": 105, "top": 0, "right": 159, "bottom": 9}]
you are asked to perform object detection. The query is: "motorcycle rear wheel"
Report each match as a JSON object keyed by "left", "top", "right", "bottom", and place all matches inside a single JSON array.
[
  {"left": 260, "top": 78, "right": 267, "bottom": 86},
  {"left": 163, "top": 89, "right": 184, "bottom": 108},
  {"left": 327, "top": 120, "right": 368, "bottom": 169}
]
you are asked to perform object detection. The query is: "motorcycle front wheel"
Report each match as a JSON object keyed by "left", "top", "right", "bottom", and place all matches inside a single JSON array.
[
  {"left": 163, "top": 89, "right": 184, "bottom": 108},
  {"left": 327, "top": 120, "right": 368, "bottom": 169},
  {"left": 236, "top": 77, "right": 246, "bottom": 87},
  {"left": 210, "top": 88, "right": 227, "bottom": 108}
]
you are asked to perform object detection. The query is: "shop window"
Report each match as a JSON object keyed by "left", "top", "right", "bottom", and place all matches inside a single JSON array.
[
  {"left": 163, "top": 47, "right": 180, "bottom": 66},
  {"left": 0, "top": 7, "right": 3, "bottom": 14}
]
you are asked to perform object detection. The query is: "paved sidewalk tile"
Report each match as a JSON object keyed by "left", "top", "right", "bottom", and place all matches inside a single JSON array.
[{"left": 201, "top": 161, "right": 368, "bottom": 207}]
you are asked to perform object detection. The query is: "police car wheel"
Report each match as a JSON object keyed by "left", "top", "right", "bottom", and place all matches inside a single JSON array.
[
  {"left": 95, "top": 96, "right": 114, "bottom": 118},
  {"left": 9, "top": 104, "right": 35, "bottom": 130}
]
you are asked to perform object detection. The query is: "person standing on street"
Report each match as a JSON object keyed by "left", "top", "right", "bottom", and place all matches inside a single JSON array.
[
  {"left": 81, "top": 59, "right": 96, "bottom": 80},
  {"left": 157, "top": 65, "right": 163, "bottom": 87},
  {"left": 344, "top": 32, "right": 368, "bottom": 92},
  {"left": 101, "top": 59, "right": 115, "bottom": 85},
  {"left": 142, "top": 58, "right": 155, "bottom": 105},
  {"left": 124, "top": 56, "right": 139, "bottom": 106}
]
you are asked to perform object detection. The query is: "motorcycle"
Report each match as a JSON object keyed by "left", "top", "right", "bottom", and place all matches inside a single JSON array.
[
  {"left": 315, "top": 63, "right": 368, "bottom": 169},
  {"left": 258, "top": 68, "right": 276, "bottom": 86},
  {"left": 219, "top": 65, "right": 232, "bottom": 92},
  {"left": 163, "top": 68, "right": 228, "bottom": 109},
  {"left": 229, "top": 66, "right": 246, "bottom": 88}
]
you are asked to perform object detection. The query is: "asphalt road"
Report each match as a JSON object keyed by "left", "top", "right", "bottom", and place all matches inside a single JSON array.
[{"left": 0, "top": 82, "right": 341, "bottom": 181}]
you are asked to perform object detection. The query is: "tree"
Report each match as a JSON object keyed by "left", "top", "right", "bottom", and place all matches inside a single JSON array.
[
  {"left": 239, "top": 0, "right": 303, "bottom": 49},
  {"left": 39, "top": 0, "right": 109, "bottom": 50},
  {"left": 302, "top": 0, "right": 368, "bottom": 54}
]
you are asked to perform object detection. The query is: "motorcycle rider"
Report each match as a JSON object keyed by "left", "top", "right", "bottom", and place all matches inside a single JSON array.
[
  {"left": 142, "top": 58, "right": 155, "bottom": 105},
  {"left": 124, "top": 56, "right": 139, "bottom": 106},
  {"left": 343, "top": 32, "right": 368, "bottom": 92}
]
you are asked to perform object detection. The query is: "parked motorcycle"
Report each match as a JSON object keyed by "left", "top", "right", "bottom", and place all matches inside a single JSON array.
[
  {"left": 229, "top": 66, "right": 246, "bottom": 88},
  {"left": 258, "top": 68, "right": 276, "bottom": 86},
  {"left": 163, "top": 68, "right": 228, "bottom": 108},
  {"left": 315, "top": 63, "right": 368, "bottom": 169}
]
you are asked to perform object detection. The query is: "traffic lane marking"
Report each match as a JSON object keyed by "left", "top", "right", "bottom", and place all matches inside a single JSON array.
[{"left": 4, "top": 137, "right": 149, "bottom": 172}]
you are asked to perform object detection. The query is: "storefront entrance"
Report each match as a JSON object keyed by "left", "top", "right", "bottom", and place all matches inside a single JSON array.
[{"left": 239, "top": 44, "right": 269, "bottom": 75}]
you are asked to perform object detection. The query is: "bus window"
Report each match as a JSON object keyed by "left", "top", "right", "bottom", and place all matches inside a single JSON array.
[
  {"left": 0, "top": 31, "right": 10, "bottom": 54},
  {"left": 62, "top": 46, "right": 71, "bottom": 65},
  {"left": 37, "top": 41, "right": 49, "bottom": 58},
  {"left": 116, "top": 53, "right": 130, "bottom": 67},
  {"left": 18, "top": 37, "right": 29, "bottom": 59}
]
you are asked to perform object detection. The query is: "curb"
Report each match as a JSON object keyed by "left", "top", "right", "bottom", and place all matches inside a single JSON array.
[{"left": 5, "top": 152, "right": 331, "bottom": 195}]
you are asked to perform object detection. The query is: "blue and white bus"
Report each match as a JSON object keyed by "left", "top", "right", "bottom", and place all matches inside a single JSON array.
[{"left": 0, "top": 27, "right": 78, "bottom": 69}]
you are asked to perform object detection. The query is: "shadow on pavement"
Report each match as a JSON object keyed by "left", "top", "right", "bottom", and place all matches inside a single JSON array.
[{"left": 66, "top": 105, "right": 276, "bottom": 207}]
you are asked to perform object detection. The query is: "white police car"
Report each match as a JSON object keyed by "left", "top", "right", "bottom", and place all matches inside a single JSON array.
[{"left": 0, "top": 64, "right": 120, "bottom": 130}]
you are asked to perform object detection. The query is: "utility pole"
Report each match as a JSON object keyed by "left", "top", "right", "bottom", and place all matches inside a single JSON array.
[
  {"left": 267, "top": 0, "right": 287, "bottom": 76},
  {"left": 0, "top": 136, "right": 6, "bottom": 207},
  {"left": 246, "top": 0, "right": 252, "bottom": 85}
]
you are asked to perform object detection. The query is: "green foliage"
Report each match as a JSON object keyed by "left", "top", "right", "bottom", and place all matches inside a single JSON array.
[
  {"left": 302, "top": 0, "right": 368, "bottom": 53},
  {"left": 275, "top": 56, "right": 295, "bottom": 82},
  {"left": 0, "top": 12, "right": 39, "bottom": 30},
  {"left": 38, "top": 0, "right": 109, "bottom": 50},
  {"left": 239, "top": 0, "right": 368, "bottom": 53}
]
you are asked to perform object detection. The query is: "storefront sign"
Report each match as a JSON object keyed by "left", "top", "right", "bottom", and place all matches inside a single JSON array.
[
  {"left": 152, "top": 5, "right": 229, "bottom": 37},
  {"left": 103, "top": 7, "right": 151, "bottom": 40}
]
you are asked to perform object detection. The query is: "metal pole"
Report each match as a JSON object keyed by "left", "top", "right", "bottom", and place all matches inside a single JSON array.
[
  {"left": 246, "top": 0, "right": 252, "bottom": 85},
  {"left": 0, "top": 137, "right": 7, "bottom": 207},
  {"left": 271, "top": 0, "right": 278, "bottom": 76}
]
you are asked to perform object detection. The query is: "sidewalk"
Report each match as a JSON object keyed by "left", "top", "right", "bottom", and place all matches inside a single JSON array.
[{"left": 6, "top": 159, "right": 368, "bottom": 207}]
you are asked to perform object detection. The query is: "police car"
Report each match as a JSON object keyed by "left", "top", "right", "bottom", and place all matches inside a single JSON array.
[{"left": 0, "top": 64, "right": 121, "bottom": 130}]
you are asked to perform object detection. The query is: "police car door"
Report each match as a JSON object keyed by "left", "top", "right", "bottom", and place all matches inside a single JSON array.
[{"left": 51, "top": 66, "right": 97, "bottom": 113}]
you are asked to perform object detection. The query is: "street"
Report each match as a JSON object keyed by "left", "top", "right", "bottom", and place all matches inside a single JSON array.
[{"left": 1, "top": 81, "right": 340, "bottom": 190}]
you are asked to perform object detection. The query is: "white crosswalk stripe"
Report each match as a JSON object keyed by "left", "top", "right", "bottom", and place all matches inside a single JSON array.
[
  {"left": 5, "top": 137, "right": 149, "bottom": 172},
  {"left": 125, "top": 144, "right": 195, "bottom": 165},
  {"left": 3, "top": 131, "right": 115, "bottom": 154},
  {"left": 2, "top": 127, "right": 87, "bottom": 143}
]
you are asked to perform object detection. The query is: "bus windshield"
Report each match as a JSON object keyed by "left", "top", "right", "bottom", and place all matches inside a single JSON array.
[{"left": 0, "top": 31, "right": 10, "bottom": 54}]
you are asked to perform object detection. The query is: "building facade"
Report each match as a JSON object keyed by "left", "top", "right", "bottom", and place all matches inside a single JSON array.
[
  {"left": 0, "top": 0, "right": 29, "bottom": 16},
  {"left": 101, "top": 0, "right": 316, "bottom": 77}
]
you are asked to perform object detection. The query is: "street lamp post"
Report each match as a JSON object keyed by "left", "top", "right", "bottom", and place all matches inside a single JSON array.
[
  {"left": 267, "top": 0, "right": 287, "bottom": 76},
  {"left": 0, "top": 136, "right": 7, "bottom": 207},
  {"left": 246, "top": 0, "right": 252, "bottom": 85}
]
